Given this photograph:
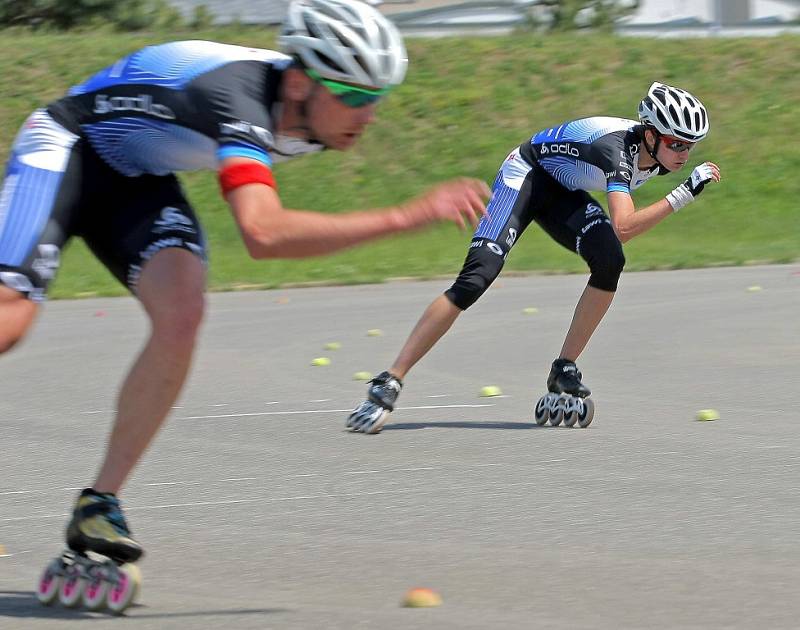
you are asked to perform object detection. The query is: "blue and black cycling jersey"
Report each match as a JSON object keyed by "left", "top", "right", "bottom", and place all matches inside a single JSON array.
[
  {"left": 520, "top": 116, "right": 664, "bottom": 195},
  {"left": 47, "top": 40, "right": 322, "bottom": 177}
]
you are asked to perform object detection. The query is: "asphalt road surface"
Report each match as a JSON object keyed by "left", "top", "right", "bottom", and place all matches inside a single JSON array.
[{"left": 2, "top": 264, "right": 798, "bottom": 629}]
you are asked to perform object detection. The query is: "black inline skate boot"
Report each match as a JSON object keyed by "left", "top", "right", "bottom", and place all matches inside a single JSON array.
[
  {"left": 546, "top": 358, "right": 591, "bottom": 398},
  {"left": 346, "top": 371, "right": 403, "bottom": 434},
  {"left": 534, "top": 359, "right": 595, "bottom": 428}
]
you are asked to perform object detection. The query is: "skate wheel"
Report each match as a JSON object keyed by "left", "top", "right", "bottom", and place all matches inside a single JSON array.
[
  {"left": 106, "top": 563, "right": 141, "bottom": 615},
  {"left": 58, "top": 565, "right": 85, "bottom": 608},
  {"left": 533, "top": 396, "right": 550, "bottom": 425},
  {"left": 36, "top": 559, "right": 63, "bottom": 605},
  {"left": 562, "top": 404, "right": 578, "bottom": 427},
  {"left": 82, "top": 566, "right": 110, "bottom": 611},
  {"left": 577, "top": 397, "right": 595, "bottom": 428},
  {"left": 548, "top": 396, "right": 566, "bottom": 426}
]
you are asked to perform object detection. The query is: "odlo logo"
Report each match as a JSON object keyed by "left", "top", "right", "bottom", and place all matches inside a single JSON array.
[
  {"left": 540, "top": 143, "right": 579, "bottom": 157},
  {"left": 93, "top": 94, "right": 176, "bottom": 120}
]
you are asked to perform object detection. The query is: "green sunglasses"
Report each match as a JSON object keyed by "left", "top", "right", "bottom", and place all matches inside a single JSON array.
[{"left": 306, "top": 69, "right": 389, "bottom": 108}]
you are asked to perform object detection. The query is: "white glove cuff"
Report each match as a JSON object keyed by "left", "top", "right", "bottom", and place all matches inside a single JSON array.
[{"left": 666, "top": 184, "right": 694, "bottom": 212}]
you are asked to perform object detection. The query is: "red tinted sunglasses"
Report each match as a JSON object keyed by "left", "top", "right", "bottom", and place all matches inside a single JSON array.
[{"left": 661, "top": 135, "right": 695, "bottom": 153}]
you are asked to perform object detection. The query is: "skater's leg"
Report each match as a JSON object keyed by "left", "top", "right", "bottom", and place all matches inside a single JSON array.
[
  {"left": 0, "top": 287, "right": 38, "bottom": 353},
  {"left": 559, "top": 285, "right": 615, "bottom": 361},
  {"left": 555, "top": 211, "right": 624, "bottom": 361},
  {"left": 93, "top": 248, "right": 206, "bottom": 495},
  {"left": 348, "top": 150, "right": 537, "bottom": 433},
  {"left": 389, "top": 294, "right": 461, "bottom": 380}
]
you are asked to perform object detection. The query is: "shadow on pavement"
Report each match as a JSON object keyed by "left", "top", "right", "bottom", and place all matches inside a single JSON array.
[
  {"left": 383, "top": 420, "right": 544, "bottom": 430},
  {"left": 0, "top": 591, "right": 289, "bottom": 620}
]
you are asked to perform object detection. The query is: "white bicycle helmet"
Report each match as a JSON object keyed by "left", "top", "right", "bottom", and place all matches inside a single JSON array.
[
  {"left": 279, "top": 0, "right": 408, "bottom": 90},
  {"left": 638, "top": 82, "right": 709, "bottom": 142}
]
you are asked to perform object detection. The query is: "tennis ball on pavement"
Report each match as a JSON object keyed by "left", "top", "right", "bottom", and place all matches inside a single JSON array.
[
  {"left": 402, "top": 587, "right": 442, "bottom": 608},
  {"left": 747, "top": 285, "right": 762, "bottom": 292},
  {"left": 522, "top": 307, "right": 539, "bottom": 315},
  {"left": 696, "top": 409, "right": 719, "bottom": 422},
  {"left": 311, "top": 357, "right": 331, "bottom": 366},
  {"left": 353, "top": 371, "right": 373, "bottom": 381},
  {"left": 480, "top": 385, "right": 502, "bottom": 397},
  {"left": 367, "top": 328, "right": 383, "bottom": 337},
  {"left": 324, "top": 342, "right": 342, "bottom": 351}
]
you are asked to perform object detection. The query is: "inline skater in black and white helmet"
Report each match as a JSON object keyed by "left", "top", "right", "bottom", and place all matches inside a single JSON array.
[
  {"left": 637, "top": 82, "right": 718, "bottom": 211},
  {"left": 638, "top": 82, "right": 709, "bottom": 165}
]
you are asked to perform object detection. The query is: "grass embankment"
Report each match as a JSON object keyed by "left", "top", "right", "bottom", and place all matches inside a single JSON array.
[{"left": 0, "top": 29, "right": 797, "bottom": 297}]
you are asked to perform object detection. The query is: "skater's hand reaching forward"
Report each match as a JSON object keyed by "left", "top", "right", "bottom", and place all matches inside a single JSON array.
[{"left": 400, "top": 178, "right": 490, "bottom": 231}]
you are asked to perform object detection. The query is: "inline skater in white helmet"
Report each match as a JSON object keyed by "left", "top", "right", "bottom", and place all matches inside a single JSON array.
[
  {"left": 638, "top": 82, "right": 719, "bottom": 211},
  {"left": 280, "top": 0, "right": 408, "bottom": 90},
  {"left": 2, "top": 1, "right": 488, "bottom": 608}
]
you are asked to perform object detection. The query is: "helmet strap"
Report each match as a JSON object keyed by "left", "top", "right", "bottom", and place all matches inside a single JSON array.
[{"left": 643, "top": 127, "right": 668, "bottom": 171}]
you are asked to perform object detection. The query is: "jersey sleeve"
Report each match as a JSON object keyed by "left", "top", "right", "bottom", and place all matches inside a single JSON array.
[
  {"left": 591, "top": 132, "right": 636, "bottom": 194},
  {"left": 216, "top": 133, "right": 273, "bottom": 167},
  {"left": 188, "top": 59, "right": 279, "bottom": 169}
]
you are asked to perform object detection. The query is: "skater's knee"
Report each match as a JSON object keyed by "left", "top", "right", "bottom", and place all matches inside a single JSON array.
[
  {"left": 148, "top": 291, "right": 206, "bottom": 345},
  {"left": 444, "top": 239, "right": 506, "bottom": 310},
  {"left": 580, "top": 227, "right": 625, "bottom": 292},
  {"left": 137, "top": 248, "right": 207, "bottom": 344},
  {"left": 0, "top": 287, "right": 38, "bottom": 354}
]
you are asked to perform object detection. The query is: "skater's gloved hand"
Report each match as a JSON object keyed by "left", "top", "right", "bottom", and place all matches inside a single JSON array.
[{"left": 666, "top": 162, "right": 721, "bottom": 212}]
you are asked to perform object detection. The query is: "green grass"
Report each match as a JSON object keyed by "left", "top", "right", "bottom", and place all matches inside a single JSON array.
[{"left": 1, "top": 28, "right": 798, "bottom": 298}]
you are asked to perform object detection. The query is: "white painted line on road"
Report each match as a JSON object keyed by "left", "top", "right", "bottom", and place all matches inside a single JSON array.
[
  {"left": 0, "top": 490, "right": 32, "bottom": 496},
  {"left": 81, "top": 410, "right": 106, "bottom": 415},
  {"left": 427, "top": 394, "right": 449, "bottom": 398},
  {"left": 221, "top": 477, "right": 257, "bottom": 482},
  {"left": 1, "top": 479, "right": 549, "bottom": 522},
  {"left": 179, "top": 403, "right": 494, "bottom": 421},
  {"left": 309, "top": 399, "right": 331, "bottom": 403},
  {"left": 391, "top": 467, "right": 437, "bottom": 472},
  {"left": 1, "top": 513, "right": 69, "bottom": 522}
]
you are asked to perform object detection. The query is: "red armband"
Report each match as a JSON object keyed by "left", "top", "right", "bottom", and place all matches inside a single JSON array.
[{"left": 219, "top": 162, "right": 277, "bottom": 195}]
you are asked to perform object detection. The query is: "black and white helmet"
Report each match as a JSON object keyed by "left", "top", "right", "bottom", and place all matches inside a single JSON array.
[
  {"left": 638, "top": 82, "right": 709, "bottom": 142},
  {"left": 279, "top": 0, "right": 408, "bottom": 90}
]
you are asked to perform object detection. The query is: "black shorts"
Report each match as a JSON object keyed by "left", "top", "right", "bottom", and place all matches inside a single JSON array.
[
  {"left": 0, "top": 110, "right": 207, "bottom": 301},
  {"left": 472, "top": 146, "right": 614, "bottom": 255}
]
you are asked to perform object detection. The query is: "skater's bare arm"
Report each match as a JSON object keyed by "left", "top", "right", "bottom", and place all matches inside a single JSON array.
[
  {"left": 608, "top": 162, "right": 722, "bottom": 243},
  {"left": 607, "top": 192, "right": 674, "bottom": 243},
  {"left": 222, "top": 158, "right": 489, "bottom": 259}
]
